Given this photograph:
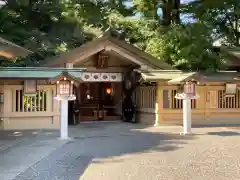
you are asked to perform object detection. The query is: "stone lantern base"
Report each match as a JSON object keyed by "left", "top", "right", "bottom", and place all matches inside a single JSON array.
[
  {"left": 175, "top": 93, "right": 199, "bottom": 135},
  {"left": 54, "top": 95, "right": 76, "bottom": 141}
]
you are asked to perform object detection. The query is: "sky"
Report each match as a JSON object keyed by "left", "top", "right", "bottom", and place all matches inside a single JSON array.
[
  {"left": 124, "top": 0, "right": 194, "bottom": 7},
  {"left": 181, "top": 0, "right": 194, "bottom": 4},
  {"left": 124, "top": 0, "right": 195, "bottom": 23}
]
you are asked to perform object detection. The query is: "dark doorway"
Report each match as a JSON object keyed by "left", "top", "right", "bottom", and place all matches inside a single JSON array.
[
  {"left": 68, "top": 101, "right": 74, "bottom": 125},
  {"left": 80, "top": 82, "right": 121, "bottom": 121},
  {"left": 97, "top": 82, "right": 115, "bottom": 120}
]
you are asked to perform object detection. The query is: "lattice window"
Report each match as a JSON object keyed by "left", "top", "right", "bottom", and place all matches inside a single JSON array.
[
  {"left": 218, "top": 90, "right": 240, "bottom": 108},
  {"left": 15, "top": 90, "right": 47, "bottom": 112}
]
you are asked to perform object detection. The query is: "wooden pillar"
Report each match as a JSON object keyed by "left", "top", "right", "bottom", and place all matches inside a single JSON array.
[
  {"left": 154, "top": 83, "right": 163, "bottom": 126},
  {"left": 3, "top": 85, "right": 12, "bottom": 129},
  {"left": 0, "top": 86, "right": 4, "bottom": 129},
  {"left": 46, "top": 88, "right": 52, "bottom": 112},
  {"left": 75, "top": 84, "right": 81, "bottom": 124}
]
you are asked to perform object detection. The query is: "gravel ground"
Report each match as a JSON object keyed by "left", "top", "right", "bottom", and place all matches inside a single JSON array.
[
  {"left": 79, "top": 126, "right": 240, "bottom": 180},
  {"left": 1, "top": 123, "right": 240, "bottom": 180}
]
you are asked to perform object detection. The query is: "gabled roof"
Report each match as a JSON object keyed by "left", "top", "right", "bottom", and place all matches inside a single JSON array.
[
  {"left": 0, "top": 37, "right": 32, "bottom": 59},
  {"left": 44, "top": 36, "right": 174, "bottom": 70}
]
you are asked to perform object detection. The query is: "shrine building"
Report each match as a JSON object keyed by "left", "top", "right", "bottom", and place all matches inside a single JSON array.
[{"left": 0, "top": 36, "right": 240, "bottom": 130}]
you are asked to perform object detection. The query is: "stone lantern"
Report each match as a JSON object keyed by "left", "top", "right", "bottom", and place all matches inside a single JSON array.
[
  {"left": 50, "top": 72, "right": 80, "bottom": 140},
  {"left": 54, "top": 76, "right": 76, "bottom": 101},
  {"left": 184, "top": 80, "right": 197, "bottom": 95},
  {"left": 175, "top": 79, "right": 199, "bottom": 135},
  {"left": 176, "top": 80, "right": 198, "bottom": 99},
  {"left": 54, "top": 77, "right": 76, "bottom": 101}
]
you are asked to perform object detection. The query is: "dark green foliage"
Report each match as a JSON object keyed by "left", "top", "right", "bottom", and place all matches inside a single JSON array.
[
  {"left": 0, "top": 0, "right": 237, "bottom": 71},
  {"left": 185, "top": 0, "right": 240, "bottom": 46}
]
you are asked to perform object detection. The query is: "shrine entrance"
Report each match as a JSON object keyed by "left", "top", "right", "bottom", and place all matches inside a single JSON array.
[{"left": 78, "top": 82, "right": 122, "bottom": 122}]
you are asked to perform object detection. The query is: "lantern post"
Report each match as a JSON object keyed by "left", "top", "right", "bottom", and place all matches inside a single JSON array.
[
  {"left": 54, "top": 77, "right": 76, "bottom": 140},
  {"left": 175, "top": 80, "right": 199, "bottom": 135}
]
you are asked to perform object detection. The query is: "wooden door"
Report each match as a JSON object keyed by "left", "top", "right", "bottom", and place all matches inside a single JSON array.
[
  {"left": 80, "top": 82, "right": 121, "bottom": 121},
  {"left": 80, "top": 83, "right": 99, "bottom": 121}
]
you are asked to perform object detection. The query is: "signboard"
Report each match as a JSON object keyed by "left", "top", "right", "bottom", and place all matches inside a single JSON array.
[
  {"left": 24, "top": 80, "right": 37, "bottom": 96},
  {"left": 225, "top": 83, "right": 237, "bottom": 97},
  {"left": 96, "top": 53, "right": 108, "bottom": 69}
]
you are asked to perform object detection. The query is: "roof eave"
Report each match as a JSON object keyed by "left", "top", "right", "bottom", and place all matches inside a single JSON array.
[
  {"left": 0, "top": 67, "right": 85, "bottom": 79},
  {"left": 167, "top": 72, "right": 198, "bottom": 85},
  {"left": 0, "top": 37, "right": 33, "bottom": 58}
]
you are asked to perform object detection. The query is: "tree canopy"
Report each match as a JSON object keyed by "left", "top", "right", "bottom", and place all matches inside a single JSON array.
[{"left": 0, "top": 0, "right": 238, "bottom": 70}]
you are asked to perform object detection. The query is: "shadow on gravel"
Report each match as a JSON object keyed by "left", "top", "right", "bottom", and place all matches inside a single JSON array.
[
  {"left": 7, "top": 122, "right": 198, "bottom": 180},
  {"left": 192, "top": 124, "right": 240, "bottom": 128},
  {"left": 207, "top": 131, "right": 240, "bottom": 136}
]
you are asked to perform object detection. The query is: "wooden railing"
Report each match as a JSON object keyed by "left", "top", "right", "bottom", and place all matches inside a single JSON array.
[
  {"left": 218, "top": 90, "right": 240, "bottom": 108},
  {"left": 15, "top": 90, "right": 47, "bottom": 112},
  {"left": 164, "top": 86, "right": 240, "bottom": 110}
]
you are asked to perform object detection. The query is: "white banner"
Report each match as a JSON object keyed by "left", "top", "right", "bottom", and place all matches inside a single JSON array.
[{"left": 80, "top": 72, "right": 122, "bottom": 82}]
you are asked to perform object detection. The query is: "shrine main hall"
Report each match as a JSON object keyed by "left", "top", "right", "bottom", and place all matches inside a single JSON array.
[{"left": 0, "top": 36, "right": 240, "bottom": 130}]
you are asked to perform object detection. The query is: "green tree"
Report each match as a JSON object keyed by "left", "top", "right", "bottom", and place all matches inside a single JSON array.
[
  {"left": 186, "top": 0, "right": 240, "bottom": 46},
  {"left": 0, "top": 0, "right": 229, "bottom": 71},
  {"left": 108, "top": 5, "right": 225, "bottom": 71},
  {"left": 132, "top": 0, "right": 180, "bottom": 25},
  {"left": 146, "top": 23, "right": 225, "bottom": 71},
  {"left": 0, "top": 0, "right": 133, "bottom": 66},
  {"left": 0, "top": 0, "right": 93, "bottom": 51}
]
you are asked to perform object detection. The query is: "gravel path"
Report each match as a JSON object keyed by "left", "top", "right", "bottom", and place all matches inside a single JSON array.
[
  {"left": 1, "top": 123, "right": 240, "bottom": 180},
  {"left": 81, "top": 130, "right": 240, "bottom": 180}
]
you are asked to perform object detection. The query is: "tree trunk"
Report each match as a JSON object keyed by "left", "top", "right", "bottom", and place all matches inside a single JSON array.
[
  {"left": 173, "top": 0, "right": 180, "bottom": 24},
  {"left": 162, "top": 0, "right": 180, "bottom": 26},
  {"left": 162, "top": 0, "right": 172, "bottom": 26}
]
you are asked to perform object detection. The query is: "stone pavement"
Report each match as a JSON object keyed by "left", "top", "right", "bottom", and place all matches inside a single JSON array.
[
  {"left": 1, "top": 122, "right": 240, "bottom": 180},
  {"left": 0, "top": 130, "right": 66, "bottom": 180}
]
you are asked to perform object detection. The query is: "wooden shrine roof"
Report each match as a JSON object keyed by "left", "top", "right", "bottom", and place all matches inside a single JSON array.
[
  {"left": 0, "top": 37, "right": 32, "bottom": 59},
  {"left": 44, "top": 35, "right": 174, "bottom": 70},
  {"left": 0, "top": 67, "right": 84, "bottom": 79},
  {"left": 140, "top": 70, "right": 240, "bottom": 84}
]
